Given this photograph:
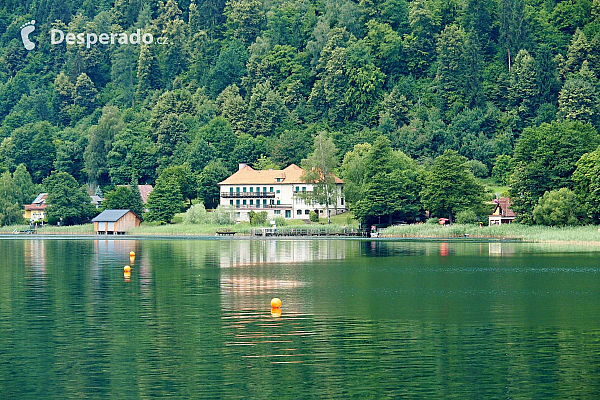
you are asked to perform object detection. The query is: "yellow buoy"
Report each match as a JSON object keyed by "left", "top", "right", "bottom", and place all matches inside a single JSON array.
[
  {"left": 270, "top": 297, "right": 282, "bottom": 308},
  {"left": 124, "top": 265, "right": 131, "bottom": 273},
  {"left": 130, "top": 251, "right": 136, "bottom": 257},
  {"left": 124, "top": 272, "right": 131, "bottom": 282}
]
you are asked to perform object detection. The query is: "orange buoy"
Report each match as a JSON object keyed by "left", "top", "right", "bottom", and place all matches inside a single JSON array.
[
  {"left": 124, "top": 272, "right": 131, "bottom": 282},
  {"left": 270, "top": 297, "right": 282, "bottom": 308},
  {"left": 124, "top": 265, "right": 131, "bottom": 273},
  {"left": 130, "top": 251, "right": 136, "bottom": 257}
]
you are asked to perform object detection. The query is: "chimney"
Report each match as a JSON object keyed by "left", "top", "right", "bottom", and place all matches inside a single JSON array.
[{"left": 238, "top": 163, "right": 247, "bottom": 171}]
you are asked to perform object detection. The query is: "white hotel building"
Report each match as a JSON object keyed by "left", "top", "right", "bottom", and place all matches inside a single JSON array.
[{"left": 218, "top": 163, "right": 346, "bottom": 222}]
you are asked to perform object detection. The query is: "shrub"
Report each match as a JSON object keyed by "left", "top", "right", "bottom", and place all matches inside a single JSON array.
[
  {"left": 183, "top": 203, "right": 207, "bottom": 224},
  {"left": 467, "top": 159, "right": 489, "bottom": 178},
  {"left": 309, "top": 210, "right": 319, "bottom": 222},
  {"left": 274, "top": 216, "right": 286, "bottom": 226},
  {"left": 249, "top": 210, "right": 268, "bottom": 225},
  {"left": 455, "top": 209, "right": 478, "bottom": 224},
  {"left": 211, "top": 205, "right": 236, "bottom": 225},
  {"left": 426, "top": 217, "right": 439, "bottom": 224},
  {"left": 182, "top": 203, "right": 235, "bottom": 225},
  {"left": 532, "top": 188, "right": 586, "bottom": 226}
]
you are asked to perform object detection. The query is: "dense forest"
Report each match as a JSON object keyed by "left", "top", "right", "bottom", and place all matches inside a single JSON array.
[{"left": 1, "top": 0, "right": 600, "bottom": 226}]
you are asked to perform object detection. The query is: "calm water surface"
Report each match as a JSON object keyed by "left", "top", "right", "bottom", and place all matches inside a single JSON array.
[{"left": 1, "top": 238, "right": 600, "bottom": 398}]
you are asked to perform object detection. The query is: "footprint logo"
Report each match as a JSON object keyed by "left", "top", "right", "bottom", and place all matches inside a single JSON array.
[{"left": 20, "top": 20, "right": 36, "bottom": 51}]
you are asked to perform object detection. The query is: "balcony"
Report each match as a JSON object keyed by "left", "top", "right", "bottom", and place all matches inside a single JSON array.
[
  {"left": 221, "top": 192, "right": 275, "bottom": 198},
  {"left": 233, "top": 204, "right": 292, "bottom": 209}
]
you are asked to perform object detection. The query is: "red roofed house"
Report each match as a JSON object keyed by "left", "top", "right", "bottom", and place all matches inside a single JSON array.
[
  {"left": 116, "top": 184, "right": 153, "bottom": 203},
  {"left": 23, "top": 193, "right": 48, "bottom": 222},
  {"left": 488, "top": 197, "right": 516, "bottom": 225},
  {"left": 218, "top": 164, "right": 346, "bottom": 222}
]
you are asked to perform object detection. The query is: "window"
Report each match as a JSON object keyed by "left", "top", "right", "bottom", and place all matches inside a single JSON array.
[
  {"left": 263, "top": 199, "right": 267, "bottom": 205},
  {"left": 256, "top": 203, "right": 260, "bottom": 208},
  {"left": 276, "top": 178, "right": 281, "bottom": 182},
  {"left": 270, "top": 200, "right": 274, "bottom": 205},
  {"left": 297, "top": 210, "right": 302, "bottom": 215},
  {"left": 263, "top": 187, "right": 267, "bottom": 192},
  {"left": 302, "top": 187, "right": 306, "bottom": 192},
  {"left": 243, "top": 187, "right": 246, "bottom": 192},
  {"left": 256, "top": 187, "right": 260, "bottom": 192},
  {"left": 295, "top": 186, "right": 299, "bottom": 192},
  {"left": 305, "top": 210, "right": 310, "bottom": 214},
  {"left": 249, "top": 200, "right": 253, "bottom": 205},
  {"left": 269, "top": 187, "right": 273, "bottom": 192},
  {"left": 230, "top": 200, "right": 233, "bottom": 206},
  {"left": 236, "top": 200, "right": 240, "bottom": 207},
  {"left": 341, "top": 198, "right": 344, "bottom": 205},
  {"left": 276, "top": 190, "right": 280, "bottom": 193},
  {"left": 236, "top": 187, "right": 240, "bottom": 193},
  {"left": 274, "top": 210, "right": 281, "bottom": 215},
  {"left": 285, "top": 210, "right": 291, "bottom": 218},
  {"left": 250, "top": 187, "right": 253, "bottom": 192},
  {"left": 319, "top": 210, "right": 323, "bottom": 213},
  {"left": 229, "top": 187, "right": 233, "bottom": 193},
  {"left": 277, "top": 200, "right": 280, "bottom": 205},
  {"left": 243, "top": 200, "right": 247, "bottom": 205}
]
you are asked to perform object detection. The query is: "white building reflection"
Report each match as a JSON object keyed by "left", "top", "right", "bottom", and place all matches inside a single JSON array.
[
  {"left": 218, "top": 239, "right": 347, "bottom": 267},
  {"left": 219, "top": 240, "right": 349, "bottom": 310}
]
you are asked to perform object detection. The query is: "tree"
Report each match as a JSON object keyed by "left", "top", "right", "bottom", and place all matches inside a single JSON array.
[
  {"left": 421, "top": 150, "right": 484, "bottom": 222},
  {"left": 73, "top": 73, "right": 98, "bottom": 112},
  {"left": 352, "top": 136, "right": 421, "bottom": 225},
  {"left": 508, "top": 49, "right": 539, "bottom": 123},
  {"left": 572, "top": 146, "right": 600, "bottom": 222},
  {"left": 510, "top": 121, "right": 600, "bottom": 223},
  {"left": 0, "top": 171, "right": 22, "bottom": 226},
  {"left": 532, "top": 188, "right": 585, "bottom": 226},
  {"left": 225, "top": 0, "right": 265, "bottom": 45},
  {"left": 209, "top": 40, "right": 249, "bottom": 96},
  {"left": 405, "top": 0, "right": 438, "bottom": 76},
  {"left": 145, "top": 173, "right": 183, "bottom": 223},
  {"left": 158, "top": 165, "right": 198, "bottom": 206},
  {"left": 135, "top": 44, "right": 160, "bottom": 101},
  {"left": 12, "top": 164, "right": 38, "bottom": 206},
  {"left": 198, "top": 160, "right": 230, "bottom": 209},
  {"left": 253, "top": 155, "right": 279, "bottom": 170},
  {"left": 492, "top": 155, "right": 512, "bottom": 185},
  {"left": 101, "top": 186, "right": 141, "bottom": 213},
  {"left": 43, "top": 171, "right": 93, "bottom": 225},
  {"left": 300, "top": 132, "right": 339, "bottom": 224},
  {"left": 436, "top": 24, "right": 468, "bottom": 111},
  {"left": 84, "top": 106, "right": 124, "bottom": 185}
]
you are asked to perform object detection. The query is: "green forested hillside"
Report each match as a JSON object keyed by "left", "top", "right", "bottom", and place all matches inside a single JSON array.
[{"left": 1, "top": 0, "right": 600, "bottom": 226}]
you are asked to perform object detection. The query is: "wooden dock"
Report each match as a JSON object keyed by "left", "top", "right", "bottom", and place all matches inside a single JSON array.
[{"left": 251, "top": 227, "right": 369, "bottom": 237}]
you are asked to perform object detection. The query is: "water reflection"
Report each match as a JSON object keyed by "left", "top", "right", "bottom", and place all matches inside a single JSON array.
[{"left": 1, "top": 239, "right": 600, "bottom": 398}]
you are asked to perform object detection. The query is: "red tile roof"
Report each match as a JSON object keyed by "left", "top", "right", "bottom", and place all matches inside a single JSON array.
[
  {"left": 218, "top": 164, "right": 343, "bottom": 185},
  {"left": 492, "top": 197, "right": 516, "bottom": 217}
]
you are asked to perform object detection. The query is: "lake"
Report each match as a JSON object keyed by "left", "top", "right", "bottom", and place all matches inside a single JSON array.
[{"left": 1, "top": 238, "right": 600, "bottom": 398}]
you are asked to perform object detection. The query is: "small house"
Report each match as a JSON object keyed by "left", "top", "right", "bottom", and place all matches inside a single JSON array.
[
  {"left": 23, "top": 193, "right": 48, "bottom": 222},
  {"left": 92, "top": 209, "right": 141, "bottom": 234},
  {"left": 488, "top": 197, "right": 516, "bottom": 225}
]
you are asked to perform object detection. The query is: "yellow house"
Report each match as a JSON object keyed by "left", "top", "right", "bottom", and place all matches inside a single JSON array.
[{"left": 23, "top": 193, "right": 48, "bottom": 222}]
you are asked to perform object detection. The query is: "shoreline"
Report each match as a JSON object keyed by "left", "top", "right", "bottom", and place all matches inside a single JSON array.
[{"left": 1, "top": 232, "right": 597, "bottom": 244}]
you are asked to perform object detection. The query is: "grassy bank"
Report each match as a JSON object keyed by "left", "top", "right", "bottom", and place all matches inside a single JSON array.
[
  {"left": 0, "top": 224, "right": 95, "bottom": 234},
  {"left": 381, "top": 223, "right": 600, "bottom": 242}
]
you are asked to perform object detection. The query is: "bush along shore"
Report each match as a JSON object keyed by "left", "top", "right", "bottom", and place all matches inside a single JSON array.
[{"left": 380, "top": 223, "right": 600, "bottom": 243}]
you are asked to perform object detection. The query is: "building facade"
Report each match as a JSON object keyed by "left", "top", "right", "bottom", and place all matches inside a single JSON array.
[
  {"left": 488, "top": 197, "right": 516, "bottom": 225},
  {"left": 23, "top": 193, "right": 48, "bottom": 222},
  {"left": 218, "top": 164, "right": 346, "bottom": 222}
]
